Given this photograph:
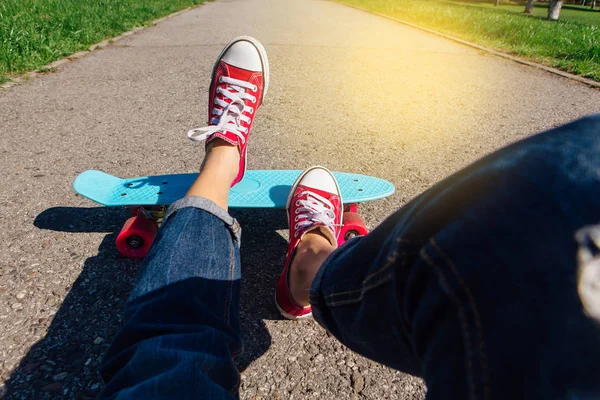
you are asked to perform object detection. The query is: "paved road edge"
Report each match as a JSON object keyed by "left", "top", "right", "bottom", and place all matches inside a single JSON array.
[
  {"left": 0, "top": 3, "right": 207, "bottom": 90},
  {"left": 329, "top": 0, "right": 600, "bottom": 90}
]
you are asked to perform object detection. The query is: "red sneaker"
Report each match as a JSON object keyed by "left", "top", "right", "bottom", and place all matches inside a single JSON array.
[
  {"left": 275, "top": 167, "right": 343, "bottom": 319},
  {"left": 187, "top": 36, "right": 269, "bottom": 186}
]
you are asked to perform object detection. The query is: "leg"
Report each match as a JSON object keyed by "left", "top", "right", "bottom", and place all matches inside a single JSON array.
[
  {"left": 100, "top": 36, "right": 269, "bottom": 399},
  {"left": 289, "top": 232, "right": 336, "bottom": 306},
  {"left": 100, "top": 146, "right": 243, "bottom": 399},
  {"left": 186, "top": 141, "right": 240, "bottom": 209},
  {"left": 305, "top": 115, "right": 600, "bottom": 398},
  {"left": 275, "top": 166, "right": 343, "bottom": 319}
]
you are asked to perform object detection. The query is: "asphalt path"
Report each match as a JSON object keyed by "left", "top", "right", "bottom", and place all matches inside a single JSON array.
[{"left": 1, "top": 0, "right": 599, "bottom": 398}]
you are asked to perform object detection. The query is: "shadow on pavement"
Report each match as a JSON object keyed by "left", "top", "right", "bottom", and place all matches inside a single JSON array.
[
  {"left": 5, "top": 206, "right": 287, "bottom": 398},
  {"left": 231, "top": 208, "right": 289, "bottom": 369}
]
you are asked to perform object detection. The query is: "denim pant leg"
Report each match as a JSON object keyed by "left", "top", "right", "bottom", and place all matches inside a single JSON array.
[
  {"left": 100, "top": 197, "right": 243, "bottom": 400},
  {"left": 310, "top": 115, "right": 600, "bottom": 400}
]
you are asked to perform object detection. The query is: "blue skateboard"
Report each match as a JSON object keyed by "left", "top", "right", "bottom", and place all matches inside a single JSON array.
[{"left": 73, "top": 170, "right": 395, "bottom": 258}]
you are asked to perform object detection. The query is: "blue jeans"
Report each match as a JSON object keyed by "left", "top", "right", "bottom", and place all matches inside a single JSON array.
[{"left": 100, "top": 115, "right": 600, "bottom": 399}]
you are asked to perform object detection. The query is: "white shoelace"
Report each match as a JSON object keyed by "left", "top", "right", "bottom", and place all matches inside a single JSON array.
[
  {"left": 187, "top": 76, "right": 257, "bottom": 144},
  {"left": 293, "top": 191, "right": 338, "bottom": 238}
]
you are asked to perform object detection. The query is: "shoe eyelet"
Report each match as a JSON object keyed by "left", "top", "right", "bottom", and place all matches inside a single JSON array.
[
  {"left": 294, "top": 223, "right": 298, "bottom": 229},
  {"left": 253, "top": 85, "right": 258, "bottom": 92},
  {"left": 295, "top": 201, "right": 300, "bottom": 206},
  {"left": 218, "top": 76, "right": 223, "bottom": 83},
  {"left": 295, "top": 209, "right": 300, "bottom": 214},
  {"left": 294, "top": 216, "right": 299, "bottom": 221},
  {"left": 251, "top": 97, "right": 257, "bottom": 104},
  {"left": 249, "top": 107, "right": 254, "bottom": 114}
]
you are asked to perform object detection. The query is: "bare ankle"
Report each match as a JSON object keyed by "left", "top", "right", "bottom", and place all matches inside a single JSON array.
[
  {"left": 289, "top": 232, "right": 336, "bottom": 306},
  {"left": 201, "top": 140, "right": 240, "bottom": 180},
  {"left": 206, "top": 139, "right": 240, "bottom": 163},
  {"left": 184, "top": 140, "right": 240, "bottom": 208}
]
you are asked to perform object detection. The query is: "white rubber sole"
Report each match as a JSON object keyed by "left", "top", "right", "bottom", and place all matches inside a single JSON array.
[{"left": 274, "top": 293, "right": 314, "bottom": 320}]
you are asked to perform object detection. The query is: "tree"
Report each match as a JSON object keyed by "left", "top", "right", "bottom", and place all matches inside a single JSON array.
[
  {"left": 524, "top": 0, "right": 536, "bottom": 13},
  {"left": 494, "top": 0, "right": 500, "bottom": 5},
  {"left": 547, "top": 0, "right": 564, "bottom": 20},
  {"left": 592, "top": 0, "right": 597, "bottom": 9}
]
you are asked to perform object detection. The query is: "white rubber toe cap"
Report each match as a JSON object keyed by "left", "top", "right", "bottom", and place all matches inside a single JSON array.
[
  {"left": 299, "top": 167, "right": 340, "bottom": 195},
  {"left": 222, "top": 40, "right": 263, "bottom": 72}
]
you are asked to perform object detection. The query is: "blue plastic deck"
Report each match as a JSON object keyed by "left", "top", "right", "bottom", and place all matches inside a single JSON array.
[{"left": 73, "top": 170, "right": 395, "bottom": 208}]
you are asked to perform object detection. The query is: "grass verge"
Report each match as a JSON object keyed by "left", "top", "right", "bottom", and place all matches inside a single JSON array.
[
  {"left": 0, "top": 0, "right": 207, "bottom": 83},
  {"left": 334, "top": 0, "right": 600, "bottom": 81}
]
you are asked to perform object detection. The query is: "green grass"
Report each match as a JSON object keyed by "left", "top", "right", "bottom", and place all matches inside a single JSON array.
[
  {"left": 451, "top": 1, "right": 600, "bottom": 25},
  {"left": 335, "top": 0, "right": 600, "bottom": 81},
  {"left": 0, "top": 0, "right": 207, "bottom": 82}
]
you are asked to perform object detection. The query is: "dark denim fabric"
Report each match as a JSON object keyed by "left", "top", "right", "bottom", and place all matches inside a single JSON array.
[
  {"left": 100, "top": 204, "right": 242, "bottom": 400},
  {"left": 311, "top": 114, "right": 600, "bottom": 400},
  {"left": 101, "top": 115, "right": 600, "bottom": 399}
]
